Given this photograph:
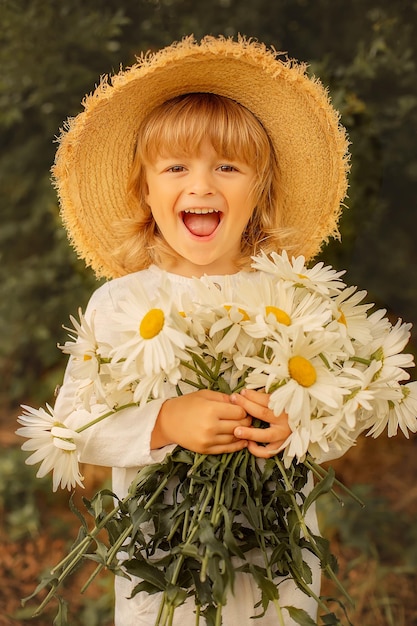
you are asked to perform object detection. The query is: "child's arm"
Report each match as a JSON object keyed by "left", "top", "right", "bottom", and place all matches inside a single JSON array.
[
  {"left": 151, "top": 389, "right": 252, "bottom": 455},
  {"left": 230, "top": 389, "right": 291, "bottom": 459}
]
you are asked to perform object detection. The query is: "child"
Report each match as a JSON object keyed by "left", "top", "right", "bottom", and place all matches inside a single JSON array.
[{"left": 49, "top": 36, "right": 350, "bottom": 624}]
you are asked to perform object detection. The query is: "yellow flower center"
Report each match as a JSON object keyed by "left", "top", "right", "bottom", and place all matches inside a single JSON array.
[
  {"left": 83, "top": 354, "right": 92, "bottom": 361},
  {"left": 224, "top": 305, "right": 249, "bottom": 321},
  {"left": 139, "top": 308, "right": 165, "bottom": 339},
  {"left": 288, "top": 355, "right": 317, "bottom": 387},
  {"left": 338, "top": 309, "right": 347, "bottom": 326},
  {"left": 265, "top": 305, "right": 291, "bottom": 326},
  {"left": 297, "top": 273, "right": 308, "bottom": 280}
]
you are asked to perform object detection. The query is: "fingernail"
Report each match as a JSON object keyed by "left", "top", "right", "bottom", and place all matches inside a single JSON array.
[
  {"left": 241, "top": 389, "right": 247, "bottom": 396},
  {"left": 235, "top": 428, "right": 242, "bottom": 437}
]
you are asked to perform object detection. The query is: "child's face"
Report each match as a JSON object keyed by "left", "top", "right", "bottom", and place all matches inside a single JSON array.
[{"left": 144, "top": 139, "right": 257, "bottom": 277}]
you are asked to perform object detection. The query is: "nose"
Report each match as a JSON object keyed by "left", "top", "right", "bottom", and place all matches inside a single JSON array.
[{"left": 187, "top": 168, "right": 215, "bottom": 196}]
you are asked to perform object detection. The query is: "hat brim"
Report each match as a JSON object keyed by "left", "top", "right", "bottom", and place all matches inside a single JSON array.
[{"left": 53, "top": 36, "right": 349, "bottom": 278}]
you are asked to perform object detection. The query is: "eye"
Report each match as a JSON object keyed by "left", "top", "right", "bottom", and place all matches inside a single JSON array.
[
  {"left": 218, "top": 164, "right": 238, "bottom": 173},
  {"left": 166, "top": 165, "right": 186, "bottom": 173}
]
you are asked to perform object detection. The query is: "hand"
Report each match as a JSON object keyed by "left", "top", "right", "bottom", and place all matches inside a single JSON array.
[
  {"left": 230, "top": 389, "right": 291, "bottom": 458},
  {"left": 151, "top": 389, "right": 252, "bottom": 454}
]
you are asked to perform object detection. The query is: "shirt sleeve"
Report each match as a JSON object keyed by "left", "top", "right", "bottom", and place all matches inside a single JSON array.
[{"left": 53, "top": 280, "right": 176, "bottom": 469}]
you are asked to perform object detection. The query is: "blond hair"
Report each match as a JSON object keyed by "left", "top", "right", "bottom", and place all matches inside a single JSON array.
[{"left": 113, "top": 93, "right": 291, "bottom": 273}]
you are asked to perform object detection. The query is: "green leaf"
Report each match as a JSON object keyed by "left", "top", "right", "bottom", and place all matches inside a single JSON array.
[
  {"left": 68, "top": 493, "right": 88, "bottom": 531},
  {"left": 303, "top": 467, "right": 335, "bottom": 513},
  {"left": 53, "top": 597, "right": 69, "bottom": 626},
  {"left": 320, "top": 596, "right": 354, "bottom": 625},
  {"left": 248, "top": 565, "right": 279, "bottom": 602},
  {"left": 321, "top": 613, "right": 344, "bottom": 625},
  {"left": 123, "top": 559, "right": 166, "bottom": 592},
  {"left": 284, "top": 605, "right": 318, "bottom": 625},
  {"left": 22, "top": 571, "right": 59, "bottom": 605},
  {"left": 165, "top": 583, "right": 188, "bottom": 608}
]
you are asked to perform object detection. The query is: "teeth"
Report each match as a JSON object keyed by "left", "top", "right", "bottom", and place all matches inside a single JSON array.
[{"left": 183, "top": 209, "right": 220, "bottom": 215}]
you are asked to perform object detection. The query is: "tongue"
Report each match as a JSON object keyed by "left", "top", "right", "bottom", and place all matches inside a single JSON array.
[{"left": 183, "top": 212, "right": 220, "bottom": 237}]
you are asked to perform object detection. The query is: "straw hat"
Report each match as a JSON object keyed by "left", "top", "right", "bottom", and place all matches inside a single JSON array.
[{"left": 52, "top": 35, "right": 349, "bottom": 279}]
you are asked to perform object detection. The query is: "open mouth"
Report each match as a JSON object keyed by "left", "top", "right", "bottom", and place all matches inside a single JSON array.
[{"left": 181, "top": 208, "right": 222, "bottom": 237}]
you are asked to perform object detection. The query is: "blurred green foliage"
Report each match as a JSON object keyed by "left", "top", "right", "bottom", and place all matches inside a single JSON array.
[
  {"left": 1, "top": 0, "right": 416, "bottom": 405},
  {"left": 0, "top": 445, "right": 114, "bottom": 624}
]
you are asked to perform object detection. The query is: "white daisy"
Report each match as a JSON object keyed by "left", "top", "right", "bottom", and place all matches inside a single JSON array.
[
  {"left": 388, "top": 381, "right": 417, "bottom": 437},
  {"left": 174, "top": 291, "right": 214, "bottom": 344},
  {"left": 59, "top": 308, "right": 104, "bottom": 380},
  {"left": 250, "top": 330, "right": 351, "bottom": 428},
  {"left": 189, "top": 275, "right": 258, "bottom": 357},
  {"left": 281, "top": 408, "right": 352, "bottom": 464},
  {"left": 251, "top": 250, "right": 346, "bottom": 296},
  {"left": 16, "top": 404, "right": 83, "bottom": 491},
  {"left": 330, "top": 285, "right": 374, "bottom": 347},
  {"left": 131, "top": 368, "right": 181, "bottom": 405},
  {"left": 339, "top": 360, "right": 382, "bottom": 428},
  {"left": 239, "top": 273, "right": 332, "bottom": 339},
  {"left": 209, "top": 304, "right": 257, "bottom": 356},
  {"left": 365, "top": 381, "right": 417, "bottom": 438},
  {"left": 110, "top": 283, "right": 196, "bottom": 378},
  {"left": 191, "top": 273, "right": 235, "bottom": 303},
  {"left": 300, "top": 418, "right": 359, "bottom": 465},
  {"left": 70, "top": 360, "right": 120, "bottom": 411},
  {"left": 367, "top": 318, "right": 414, "bottom": 382}
]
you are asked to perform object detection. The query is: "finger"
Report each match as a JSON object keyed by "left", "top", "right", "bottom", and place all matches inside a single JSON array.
[
  {"left": 215, "top": 402, "right": 247, "bottom": 421},
  {"left": 230, "top": 393, "right": 273, "bottom": 422},
  {"left": 201, "top": 439, "right": 248, "bottom": 455},
  {"left": 234, "top": 424, "right": 291, "bottom": 443},
  {"left": 215, "top": 416, "right": 252, "bottom": 435},
  {"left": 198, "top": 389, "right": 233, "bottom": 403},
  {"left": 240, "top": 389, "right": 270, "bottom": 406},
  {"left": 247, "top": 439, "right": 288, "bottom": 458}
]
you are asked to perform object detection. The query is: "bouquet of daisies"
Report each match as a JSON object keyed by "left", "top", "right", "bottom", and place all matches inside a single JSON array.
[{"left": 17, "top": 251, "right": 417, "bottom": 626}]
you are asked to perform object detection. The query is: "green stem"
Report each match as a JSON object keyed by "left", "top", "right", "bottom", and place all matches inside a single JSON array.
[
  {"left": 201, "top": 453, "right": 235, "bottom": 582},
  {"left": 180, "top": 358, "right": 216, "bottom": 383},
  {"left": 212, "top": 352, "right": 224, "bottom": 379},
  {"left": 80, "top": 563, "right": 103, "bottom": 594},
  {"left": 50, "top": 534, "right": 92, "bottom": 576},
  {"left": 180, "top": 456, "right": 209, "bottom": 579},
  {"left": 155, "top": 595, "right": 165, "bottom": 626},
  {"left": 144, "top": 471, "right": 175, "bottom": 511},
  {"left": 181, "top": 378, "right": 207, "bottom": 390},
  {"left": 35, "top": 493, "right": 130, "bottom": 615},
  {"left": 231, "top": 449, "right": 248, "bottom": 510},
  {"left": 158, "top": 484, "right": 214, "bottom": 625},
  {"left": 286, "top": 556, "right": 333, "bottom": 617},
  {"left": 182, "top": 480, "right": 209, "bottom": 542},
  {"left": 274, "top": 458, "right": 354, "bottom": 606},
  {"left": 166, "top": 514, "right": 184, "bottom": 542},
  {"left": 349, "top": 356, "right": 372, "bottom": 366},
  {"left": 250, "top": 457, "right": 286, "bottom": 626},
  {"left": 75, "top": 403, "right": 137, "bottom": 434},
  {"left": 210, "top": 453, "right": 230, "bottom": 525},
  {"left": 106, "top": 523, "right": 133, "bottom": 566},
  {"left": 215, "top": 604, "right": 223, "bottom": 626},
  {"left": 305, "top": 458, "right": 365, "bottom": 507}
]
